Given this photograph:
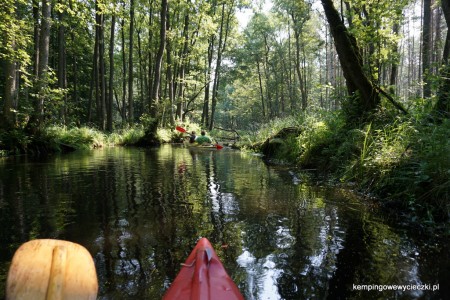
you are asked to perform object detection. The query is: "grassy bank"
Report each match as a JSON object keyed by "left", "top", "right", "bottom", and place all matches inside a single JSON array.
[
  {"left": 0, "top": 122, "right": 192, "bottom": 156},
  {"left": 0, "top": 126, "right": 144, "bottom": 155},
  {"left": 243, "top": 110, "right": 449, "bottom": 224}
]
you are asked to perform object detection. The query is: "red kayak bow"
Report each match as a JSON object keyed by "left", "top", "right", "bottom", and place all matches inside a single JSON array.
[{"left": 163, "top": 238, "right": 244, "bottom": 300}]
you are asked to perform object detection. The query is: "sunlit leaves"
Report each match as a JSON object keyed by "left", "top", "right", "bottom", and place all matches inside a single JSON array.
[
  {"left": 344, "top": 0, "right": 411, "bottom": 80},
  {"left": 0, "top": 0, "right": 31, "bottom": 68}
]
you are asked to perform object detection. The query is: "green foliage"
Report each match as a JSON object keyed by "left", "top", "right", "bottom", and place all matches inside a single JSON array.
[
  {"left": 296, "top": 112, "right": 344, "bottom": 165},
  {"left": 0, "top": 129, "right": 31, "bottom": 154},
  {"left": 0, "top": 0, "right": 32, "bottom": 66},
  {"left": 333, "top": 113, "right": 449, "bottom": 221},
  {"left": 247, "top": 115, "right": 301, "bottom": 143},
  {"left": 45, "top": 126, "right": 106, "bottom": 150},
  {"left": 344, "top": 0, "right": 409, "bottom": 80},
  {"left": 157, "top": 128, "right": 173, "bottom": 143},
  {"left": 370, "top": 118, "right": 450, "bottom": 220},
  {"left": 109, "top": 127, "right": 145, "bottom": 145}
]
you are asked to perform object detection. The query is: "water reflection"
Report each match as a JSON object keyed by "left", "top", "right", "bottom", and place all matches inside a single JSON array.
[{"left": 0, "top": 146, "right": 447, "bottom": 299}]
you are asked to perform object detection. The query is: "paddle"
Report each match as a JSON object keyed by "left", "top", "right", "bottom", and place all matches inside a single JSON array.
[
  {"left": 6, "top": 239, "right": 98, "bottom": 300},
  {"left": 175, "top": 126, "right": 188, "bottom": 134},
  {"left": 175, "top": 126, "right": 223, "bottom": 150}
]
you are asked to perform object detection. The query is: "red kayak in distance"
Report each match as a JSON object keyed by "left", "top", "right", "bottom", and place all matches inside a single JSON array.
[{"left": 163, "top": 238, "right": 244, "bottom": 300}]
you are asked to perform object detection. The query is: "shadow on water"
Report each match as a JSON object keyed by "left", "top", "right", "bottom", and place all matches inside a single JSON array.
[{"left": 0, "top": 145, "right": 448, "bottom": 299}]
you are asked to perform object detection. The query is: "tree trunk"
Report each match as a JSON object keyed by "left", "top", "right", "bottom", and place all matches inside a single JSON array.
[
  {"left": 209, "top": 3, "right": 226, "bottom": 130},
  {"left": 389, "top": 22, "right": 400, "bottom": 94},
  {"left": 87, "top": 35, "right": 97, "bottom": 123},
  {"left": 256, "top": 58, "right": 266, "bottom": 117},
  {"left": 121, "top": 12, "right": 127, "bottom": 123},
  {"left": 3, "top": 48, "right": 17, "bottom": 129},
  {"left": 98, "top": 5, "right": 106, "bottom": 130},
  {"left": 107, "top": 11, "right": 116, "bottom": 132},
  {"left": 166, "top": 12, "right": 175, "bottom": 125},
  {"left": 146, "top": 0, "right": 155, "bottom": 115},
  {"left": 176, "top": 13, "right": 190, "bottom": 121},
  {"left": 321, "top": 0, "right": 380, "bottom": 123},
  {"left": 202, "top": 37, "right": 214, "bottom": 127},
  {"left": 435, "top": 0, "right": 450, "bottom": 116},
  {"left": 209, "top": 1, "right": 234, "bottom": 130},
  {"left": 32, "top": 0, "right": 40, "bottom": 78},
  {"left": 262, "top": 34, "right": 272, "bottom": 116},
  {"left": 58, "top": 2, "right": 67, "bottom": 125},
  {"left": 150, "top": 0, "right": 167, "bottom": 118},
  {"left": 443, "top": 0, "right": 450, "bottom": 61},
  {"left": 34, "top": 0, "right": 51, "bottom": 131},
  {"left": 293, "top": 29, "right": 308, "bottom": 110},
  {"left": 137, "top": 27, "right": 148, "bottom": 118},
  {"left": 128, "top": 0, "right": 135, "bottom": 124},
  {"left": 422, "top": 0, "right": 432, "bottom": 98}
]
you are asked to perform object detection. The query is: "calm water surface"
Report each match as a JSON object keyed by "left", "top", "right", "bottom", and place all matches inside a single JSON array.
[{"left": 0, "top": 145, "right": 448, "bottom": 299}]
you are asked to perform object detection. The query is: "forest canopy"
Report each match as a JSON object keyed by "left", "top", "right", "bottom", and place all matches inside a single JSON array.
[{"left": 1, "top": 0, "right": 449, "bottom": 134}]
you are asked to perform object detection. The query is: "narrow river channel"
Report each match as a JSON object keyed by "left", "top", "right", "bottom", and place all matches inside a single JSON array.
[{"left": 0, "top": 145, "right": 447, "bottom": 299}]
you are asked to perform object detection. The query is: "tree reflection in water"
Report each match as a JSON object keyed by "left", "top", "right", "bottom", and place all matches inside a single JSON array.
[{"left": 0, "top": 145, "right": 446, "bottom": 299}]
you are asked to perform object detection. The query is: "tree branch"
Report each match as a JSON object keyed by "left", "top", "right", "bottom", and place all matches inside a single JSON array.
[{"left": 373, "top": 84, "right": 408, "bottom": 115}]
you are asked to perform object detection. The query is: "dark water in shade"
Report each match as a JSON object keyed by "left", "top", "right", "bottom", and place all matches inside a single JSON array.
[{"left": 0, "top": 145, "right": 448, "bottom": 299}]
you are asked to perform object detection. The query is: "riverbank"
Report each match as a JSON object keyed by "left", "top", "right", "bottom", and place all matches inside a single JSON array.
[
  {"left": 239, "top": 110, "right": 449, "bottom": 227},
  {"left": 0, "top": 125, "right": 151, "bottom": 156}
]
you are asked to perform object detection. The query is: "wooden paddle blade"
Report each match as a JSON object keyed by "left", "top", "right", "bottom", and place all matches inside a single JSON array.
[
  {"left": 6, "top": 239, "right": 98, "bottom": 300},
  {"left": 176, "top": 126, "right": 187, "bottom": 133}
]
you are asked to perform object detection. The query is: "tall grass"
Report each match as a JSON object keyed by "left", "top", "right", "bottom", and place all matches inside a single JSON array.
[
  {"left": 108, "top": 127, "right": 145, "bottom": 145},
  {"left": 45, "top": 125, "right": 107, "bottom": 149},
  {"left": 330, "top": 116, "right": 448, "bottom": 218}
]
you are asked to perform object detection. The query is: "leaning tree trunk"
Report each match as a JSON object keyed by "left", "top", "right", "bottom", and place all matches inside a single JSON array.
[{"left": 321, "top": 0, "right": 380, "bottom": 123}]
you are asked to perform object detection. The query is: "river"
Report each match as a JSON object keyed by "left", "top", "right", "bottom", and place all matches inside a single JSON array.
[{"left": 0, "top": 145, "right": 447, "bottom": 299}]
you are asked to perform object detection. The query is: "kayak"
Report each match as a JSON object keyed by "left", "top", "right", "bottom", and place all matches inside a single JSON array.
[
  {"left": 163, "top": 238, "right": 244, "bottom": 300},
  {"left": 185, "top": 142, "right": 223, "bottom": 150},
  {"left": 175, "top": 126, "right": 223, "bottom": 150},
  {"left": 186, "top": 143, "right": 220, "bottom": 150}
]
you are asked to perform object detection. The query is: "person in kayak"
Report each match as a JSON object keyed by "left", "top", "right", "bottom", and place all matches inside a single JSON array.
[
  {"left": 189, "top": 131, "right": 197, "bottom": 143},
  {"left": 195, "top": 130, "right": 212, "bottom": 145}
]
